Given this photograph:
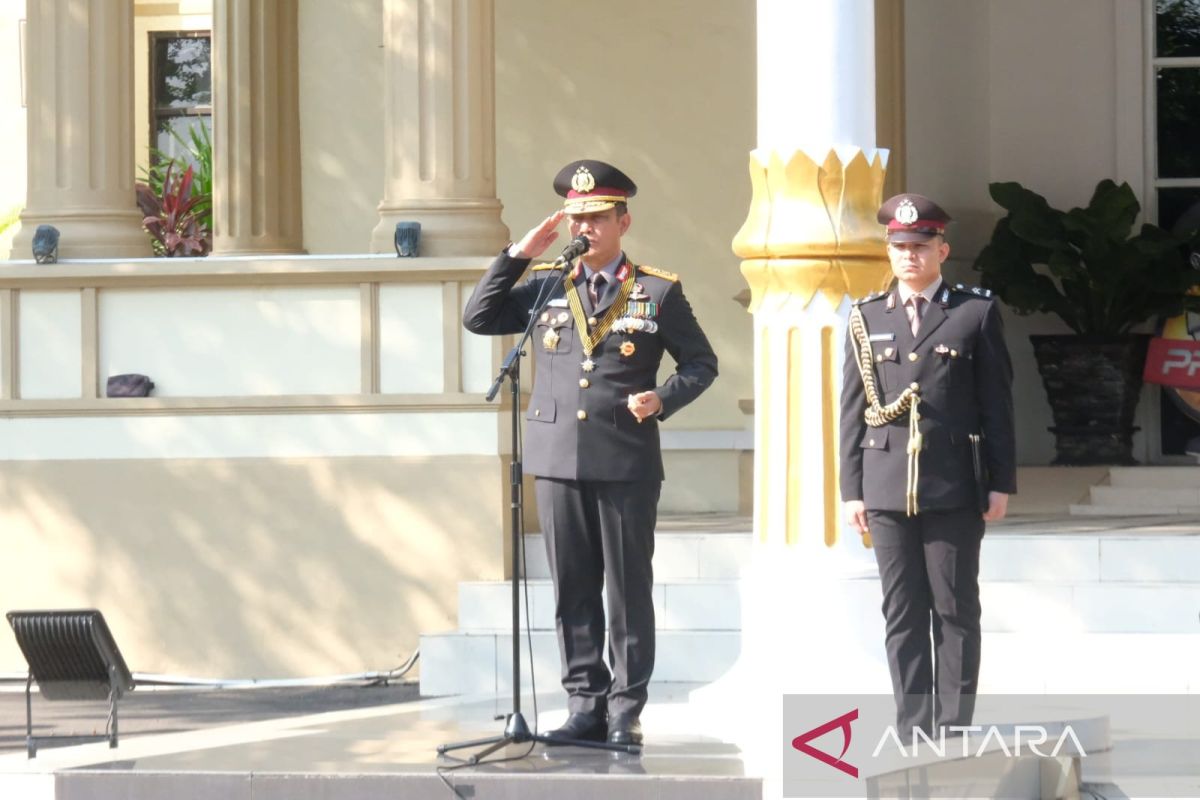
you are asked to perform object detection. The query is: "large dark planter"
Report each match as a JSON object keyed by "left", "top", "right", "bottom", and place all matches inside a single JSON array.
[{"left": 1029, "top": 334, "right": 1150, "bottom": 465}]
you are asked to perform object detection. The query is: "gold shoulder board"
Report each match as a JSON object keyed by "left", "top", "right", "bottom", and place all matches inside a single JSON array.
[
  {"left": 637, "top": 265, "right": 679, "bottom": 282},
  {"left": 530, "top": 263, "right": 557, "bottom": 272}
]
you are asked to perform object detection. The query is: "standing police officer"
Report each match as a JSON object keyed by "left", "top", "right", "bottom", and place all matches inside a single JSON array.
[
  {"left": 464, "top": 160, "right": 717, "bottom": 747},
  {"left": 839, "top": 193, "right": 1016, "bottom": 735}
]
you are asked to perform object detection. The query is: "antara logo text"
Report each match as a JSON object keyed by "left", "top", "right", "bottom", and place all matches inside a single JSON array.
[{"left": 792, "top": 709, "right": 1087, "bottom": 778}]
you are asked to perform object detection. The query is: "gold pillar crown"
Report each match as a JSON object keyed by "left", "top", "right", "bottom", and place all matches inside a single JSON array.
[{"left": 734, "top": 148, "right": 892, "bottom": 310}]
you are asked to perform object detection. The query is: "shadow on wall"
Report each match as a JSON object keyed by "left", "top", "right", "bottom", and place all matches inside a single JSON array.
[{"left": 0, "top": 454, "right": 503, "bottom": 678}]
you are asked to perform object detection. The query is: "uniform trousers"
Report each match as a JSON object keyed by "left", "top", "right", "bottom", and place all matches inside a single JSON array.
[
  {"left": 868, "top": 507, "right": 984, "bottom": 734},
  {"left": 535, "top": 477, "right": 661, "bottom": 719}
]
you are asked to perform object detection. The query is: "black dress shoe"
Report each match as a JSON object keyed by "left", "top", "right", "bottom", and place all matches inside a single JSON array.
[
  {"left": 606, "top": 713, "right": 643, "bottom": 746},
  {"left": 545, "top": 712, "right": 607, "bottom": 744}
]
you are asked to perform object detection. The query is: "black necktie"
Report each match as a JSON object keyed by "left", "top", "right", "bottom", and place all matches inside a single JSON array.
[
  {"left": 910, "top": 295, "right": 926, "bottom": 336},
  {"left": 588, "top": 272, "right": 607, "bottom": 307}
]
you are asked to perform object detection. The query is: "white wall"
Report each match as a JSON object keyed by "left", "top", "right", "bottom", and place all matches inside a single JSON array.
[
  {"left": 18, "top": 291, "right": 82, "bottom": 399},
  {"left": 100, "top": 287, "right": 361, "bottom": 396},
  {"left": 905, "top": 0, "right": 1151, "bottom": 465},
  {"left": 297, "top": 0, "right": 384, "bottom": 256}
]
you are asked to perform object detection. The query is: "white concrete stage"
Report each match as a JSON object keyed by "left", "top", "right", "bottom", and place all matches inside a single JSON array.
[{"left": 0, "top": 686, "right": 760, "bottom": 800}]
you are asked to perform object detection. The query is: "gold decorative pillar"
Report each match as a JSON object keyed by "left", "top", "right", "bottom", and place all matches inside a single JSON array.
[
  {"left": 736, "top": 149, "right": 892, "bottom": 549},
  {"left": 211, "top": 0, "right": 304, "bottom": 255},
  {"left": 738, "top": 0, "right": 895, "bottom": 553},
  {"left": 369, "top": 0, "right": 510, "bottom": 256},
  {"left": 698, "top": 5, "right": 898, "bottom": 786},
  {"left": 13, "top": 0, "right": 151, "bottom": 260}
]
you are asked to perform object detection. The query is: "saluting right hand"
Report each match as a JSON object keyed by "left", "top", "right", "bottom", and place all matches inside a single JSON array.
[{"left": 511, "top": 210, "right": 565, "bottom": 260}]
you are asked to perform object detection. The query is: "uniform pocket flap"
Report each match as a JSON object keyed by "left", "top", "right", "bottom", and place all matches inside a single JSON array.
[
  {"left": 859, "top": 428, "right": 889, "bottom": 450},
  {"left": 527, "top": 397, "right": 556, "bottom": 422}
]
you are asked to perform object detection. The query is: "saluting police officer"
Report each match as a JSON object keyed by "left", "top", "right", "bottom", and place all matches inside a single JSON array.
[
  {"left": 839, "top": 194, "right": 1017, "bottom": 735},
  {"left": 463, "top": 160, "right": 718, "bottom": 747}
]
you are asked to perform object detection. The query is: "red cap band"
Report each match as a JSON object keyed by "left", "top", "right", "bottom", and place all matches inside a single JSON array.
[
  {"left": 566, "top": 186, "right": 629, "bottom": 200},
  {"left": 887, "top": 219, "right": 946, "bottom": 233}
]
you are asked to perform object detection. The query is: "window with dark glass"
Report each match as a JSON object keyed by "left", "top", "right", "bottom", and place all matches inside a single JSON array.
[
  {"left": 1154, "top": 0, "right": 1200, "bottom": 232},
  {"left": 149, "top": 31, "right": 212, "bottom": 168},
  {"left": 1153, "top": 0, "right": 1200, "bottom": 455}
]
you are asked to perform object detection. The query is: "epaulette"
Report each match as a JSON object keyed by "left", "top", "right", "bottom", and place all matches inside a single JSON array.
[
  {"left": 951, "top": 283, "right": 993, "bottom": 299},
  {"left": 637, "top": 265, "right": 679, "bottom": 282},
  {"left": 853, "top": 291, "right": 887, "bottom": 306},
  {"left": 530, "top": 263, "right": 557, "bottom": 272}
]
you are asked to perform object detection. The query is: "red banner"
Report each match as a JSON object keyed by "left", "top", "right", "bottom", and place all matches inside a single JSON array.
[{"left": 1144, "top": 337, "right": 1200, "bottom": 389}]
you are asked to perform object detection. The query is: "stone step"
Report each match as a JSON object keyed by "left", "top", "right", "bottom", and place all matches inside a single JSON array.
[
  {"left": 1087, "top": 485, "right": 1200, "bottom": 508},
  {"left": 420, "top": 630, "right": 741, "bottom": 697},
  {"left": 1108, "top": 466, "right": 1200, "bottom": 489},
  {"left": 518, "top": 531, "right": 752, "bottom": 581},
  {"left": 1068, "top": 503, "right": 1198, "bottom": 516},
  {"left": 982, "top": 534, "right": 1200, "bottom": 583},
  {"left": 420, "top": 626, "right": 1200, "bottom": 697}
]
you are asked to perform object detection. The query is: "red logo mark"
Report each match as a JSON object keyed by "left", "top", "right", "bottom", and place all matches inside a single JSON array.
[{"left": 791, "top": 708, "right": 859, "bottom": 778}]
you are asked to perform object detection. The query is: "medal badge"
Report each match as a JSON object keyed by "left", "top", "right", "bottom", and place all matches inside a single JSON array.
[
  {"left": 543, "top": 329, "right": 560, "bottom": 351},
  {"left": 894, "top": 197, "right": 919, "bottom": 225},
  {"left": 619, "top": 340, "right": 636, "bottom": 357},
  {"left": 563, "top": 260, "right": 636, "bottom": 376},
  {"left": 570, "top": 166, "right": 596, "bottom": 194}
]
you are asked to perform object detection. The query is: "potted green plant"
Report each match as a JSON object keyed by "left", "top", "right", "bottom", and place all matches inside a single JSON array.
[{"left": 973, "top": 179, "right": 1200, "bottom": 465}]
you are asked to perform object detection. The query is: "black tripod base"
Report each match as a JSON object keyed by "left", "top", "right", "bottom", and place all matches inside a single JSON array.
[{"left": 437, "top": 712, "right": 641, "bottom": 763}]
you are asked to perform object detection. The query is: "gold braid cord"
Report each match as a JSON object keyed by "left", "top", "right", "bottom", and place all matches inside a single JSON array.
[{"left": 848, "top": 305, "right": 923, "bottom": 516}]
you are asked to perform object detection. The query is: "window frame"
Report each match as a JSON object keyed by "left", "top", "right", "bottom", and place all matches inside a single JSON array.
[
  {"left": 147, "top": 29, "right": 212, "bottom": 165},
  {"left": 1143, "top": 0, "right": 1200, "bottom": 227}
]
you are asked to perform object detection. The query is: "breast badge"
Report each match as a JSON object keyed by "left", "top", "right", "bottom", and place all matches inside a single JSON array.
[
  {"left": 619, "top": 340, "right": 636, "bottom": 357},
  {"left": 543, "top": 329, "right": 560, "bottom": 351}
]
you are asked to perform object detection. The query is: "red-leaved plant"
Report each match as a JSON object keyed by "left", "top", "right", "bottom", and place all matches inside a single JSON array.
[{"left": 135, "top": 162, "right": 212, "bottom": 257}]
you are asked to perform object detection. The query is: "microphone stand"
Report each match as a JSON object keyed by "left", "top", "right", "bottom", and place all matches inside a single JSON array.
[{"left": 438, "top": 258, "right": 640, "bottom": 762}]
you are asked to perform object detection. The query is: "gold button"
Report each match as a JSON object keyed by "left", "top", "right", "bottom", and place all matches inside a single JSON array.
[
  {"left": 876, "top": 355, "right": 883, "bottom": 362},
  {"left": 534, "top": 409, "right": 540, "bottom": 417},
  {"left": 950, "top": 349, "right": 958, "bottom": 357},
  {"left": 587, "top": 316, "right": 598, "bottom": 326},
  {"left": 577, "top": 410, "right": 587, "bottom": 420},
  {"left": 908, "top": 352, "right": 918, "bottom": 362},
  {"left": 868, "top": 439, "right": 876, "bottom": 447},
  {"left": 579, "top": 378, "right": 590, "bottom": 389}
]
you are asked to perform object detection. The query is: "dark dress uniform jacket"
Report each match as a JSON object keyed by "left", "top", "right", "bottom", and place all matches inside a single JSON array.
[
  {"left": 463, "top": 251, "right": 718, "bottom": 480},
  {"left": 840, "top": 283, "right": 1017, "bottom": 512}
]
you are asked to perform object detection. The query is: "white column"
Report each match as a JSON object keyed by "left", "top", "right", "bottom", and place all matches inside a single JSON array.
[
  {"left": 211, "top": 0, "right": 304, "bottom": 255},
  {"left": 12, "top": 0, "right": 151, "bottom": 260},
  {"left": 369, "top": 0, "right": 509, "bottom": 257},
  {"left": 699, "top": 1, "right": 895, "bottom": 790}
]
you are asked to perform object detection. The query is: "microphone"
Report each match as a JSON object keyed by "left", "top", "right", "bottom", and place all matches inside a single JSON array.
[{"left": 551, "top": 235, "right": 591, "bottom": 267}]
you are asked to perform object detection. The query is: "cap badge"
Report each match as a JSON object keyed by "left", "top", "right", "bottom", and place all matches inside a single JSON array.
[
  {"left": 895, "top": 198, "right": 919, "bottom": 225},
  {"left": 571, "top": 167, "right": 596, "bottom": 194}
]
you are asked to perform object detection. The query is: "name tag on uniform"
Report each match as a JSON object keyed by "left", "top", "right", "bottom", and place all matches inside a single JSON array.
[
  {"left": 869, "top": 333, "right": 895, "bottom": 342},
  {"left": 546, "top": 298, "right": 568, "bottom": 307}
]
